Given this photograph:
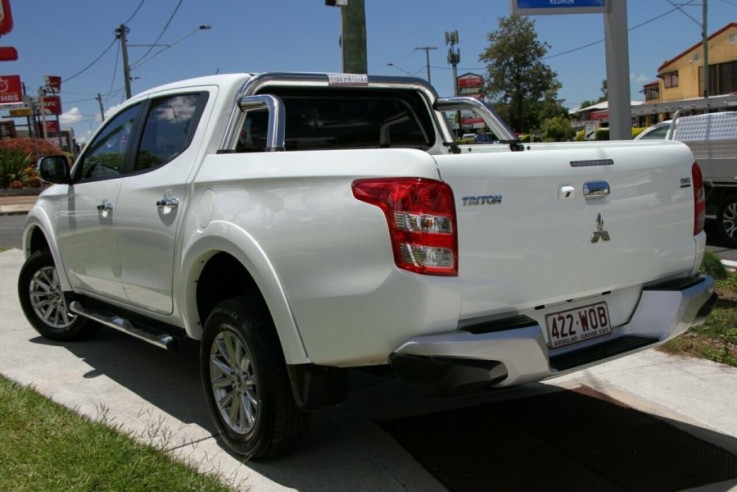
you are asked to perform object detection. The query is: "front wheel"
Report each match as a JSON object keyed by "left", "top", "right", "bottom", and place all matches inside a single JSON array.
[
  {"left": 17, "top": 249, "right": 98, "bottom": 341},
  {"left": 200, "top": 297, "right": 310, "bottom": 459},
  {"left": 716, "top": 195, "right": 737, "bottom": 248}
]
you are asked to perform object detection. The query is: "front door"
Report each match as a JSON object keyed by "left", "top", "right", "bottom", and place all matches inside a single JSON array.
[{"left": 55, "top": 104, "right": 142, "bottom": 302}]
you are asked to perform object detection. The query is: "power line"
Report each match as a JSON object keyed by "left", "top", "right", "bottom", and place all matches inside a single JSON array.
[
  {"left": 61, "top": 1, "right": 148, "bottom": 84},
  {"left": 63, "top": 38, "right": 118, "bottom": 83},
  {"left": 543, "top": 2, "right": 695, "bottom": 60},
  {"left": 130, "top": 0, "right": 183, "bottom": 66},
  {"left": 124, "top": 0, "right": 146, "bottom": 25}
]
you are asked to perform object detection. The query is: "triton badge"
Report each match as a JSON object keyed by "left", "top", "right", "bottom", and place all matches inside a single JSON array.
[{"left": 591, "top": 213, "right": 610, "bottom": 243}]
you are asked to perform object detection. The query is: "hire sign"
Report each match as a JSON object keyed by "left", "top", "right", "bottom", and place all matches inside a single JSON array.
[{"left": 0, "top": 74, "right": 22, "bottom": 103}]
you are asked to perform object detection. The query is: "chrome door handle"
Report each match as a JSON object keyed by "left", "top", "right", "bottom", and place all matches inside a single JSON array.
[
  {"left": 156, "top": 197, "right": 180, "bottom": 209},
  {"left": 96, "top": 200, "right": 113, "bottom": 212},
  {"left": 583, "top": 181, "right": 610, "bottom": 199}
]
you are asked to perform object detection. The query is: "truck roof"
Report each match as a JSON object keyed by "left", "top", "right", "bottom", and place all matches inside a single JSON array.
[{"left": 132, "top": 73, "right": 253, "bottom": 100}]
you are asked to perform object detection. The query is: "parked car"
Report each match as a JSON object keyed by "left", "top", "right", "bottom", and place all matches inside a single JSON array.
[
  {"left": 634, "top": 121, "right": 673, "bottom": 141},
  {"left": 19, "top": 72, "right": 715, "bottom": 459},
  {"left": 473, "top": 132, "right": 498, "bottom": 144}
]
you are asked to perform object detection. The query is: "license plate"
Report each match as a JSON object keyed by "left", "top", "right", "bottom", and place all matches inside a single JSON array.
[{"left": 545, "top": 302, "right": 611, "bottom": 348}]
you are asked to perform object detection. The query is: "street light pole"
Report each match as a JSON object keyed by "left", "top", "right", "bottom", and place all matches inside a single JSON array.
[{"left": 415, "top": 46, "right": 437, "bottom": 84}]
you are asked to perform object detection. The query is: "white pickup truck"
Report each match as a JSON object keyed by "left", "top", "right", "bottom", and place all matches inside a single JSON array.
[{"left": 19, "top": 72, "right": 715, "bottom": 459}]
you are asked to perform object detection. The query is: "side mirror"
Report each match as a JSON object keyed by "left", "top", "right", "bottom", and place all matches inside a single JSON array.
[{"left": 37, "top": 155, "right": 71, "bottom": 184}]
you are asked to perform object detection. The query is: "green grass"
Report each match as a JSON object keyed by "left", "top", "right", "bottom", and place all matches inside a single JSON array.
[
  {"left": 658, "top": 252, "right": 737, "bottom": 367},
  {"left": 0, "top": 375, "right": 234, "bottom": 492},
  {"left": 659, "top": 273, "right": 737, "bottom": 367}
]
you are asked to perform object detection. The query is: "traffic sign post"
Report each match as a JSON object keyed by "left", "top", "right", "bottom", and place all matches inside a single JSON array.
[{"left": 509, "top": 0, "right": 631, "bottom": 140}]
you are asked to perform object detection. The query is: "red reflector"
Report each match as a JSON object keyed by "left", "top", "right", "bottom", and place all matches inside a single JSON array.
[
  {"left": 352, "top": 178, "right": 458, "bottom": 276},
  {"left": 693, "top": 162, "right": 705, "bottom": 236}
]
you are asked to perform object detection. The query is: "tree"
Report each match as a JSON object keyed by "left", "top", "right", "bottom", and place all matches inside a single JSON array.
[
  {"left": 579, "top": 80, "right": 608, "bottom": 109},
  {"left": 479, "top": 16, "right": 562, "bottom": 133}
]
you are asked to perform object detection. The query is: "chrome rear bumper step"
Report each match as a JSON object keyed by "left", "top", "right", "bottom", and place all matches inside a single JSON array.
[{"left": 69, "top": 301, "right": 177, "bottom": 350}]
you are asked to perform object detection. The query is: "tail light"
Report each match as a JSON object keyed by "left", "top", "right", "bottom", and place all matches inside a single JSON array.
[
  {"left": 692, "top": 162, "right": 705, "bottom": 236},
  {"left": 352, "top": 178, "right": 458, "bottom": 276}
]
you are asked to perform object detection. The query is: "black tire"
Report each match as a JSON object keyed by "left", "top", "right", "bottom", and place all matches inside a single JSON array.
[
  {"left": 17, "top": 249, "right": 98, "bottom": 341},
  {"left": 716, "top": 195, "right": 737, "bottom": 248},
  {"left": 200, "top": 297, "right": 310, "bottom": 459}
]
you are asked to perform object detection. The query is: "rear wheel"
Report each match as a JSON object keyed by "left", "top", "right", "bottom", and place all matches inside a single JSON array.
[
  {"left": 716, "top": 195, "right": 737, "bottom": 248},
  {"left": 17, "top": 249, "right": 97, "bottom": 341},
  {"left": 200, "top": 297, "right": 310, "bottom": 459}
]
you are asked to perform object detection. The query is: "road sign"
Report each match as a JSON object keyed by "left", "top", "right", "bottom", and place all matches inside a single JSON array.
[
  {"left": 0, "top": 0, "right": 13, "bottom": 35},
  {"left": 0, "top": 74, "right": 22, "bottom": 104},
  {"left": 511, "top": 0, "right": 609, "bottom": 15},
  {"left": 42, "top": 95, "right": 62, "bottom": 115},
  {"left": 0, "top": 46, "right": 17, "bottom": 61},
  {"left": 8, "top": 106, "right": 30, "bottom": 117},
  {"left": 457, "top": 73, "right": 484, "bottom": 100}
]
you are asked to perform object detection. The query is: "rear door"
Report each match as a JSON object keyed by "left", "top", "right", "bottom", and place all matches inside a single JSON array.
[
  {"left": 115, "top": 90, "right": 211, "bottom": 313},
  {"left": 434, "top": 141, "right": 698, "bottom": 319}
]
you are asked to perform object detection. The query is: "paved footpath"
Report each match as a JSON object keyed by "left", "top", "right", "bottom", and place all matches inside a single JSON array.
[{"left": 2, "top": 247, "right": 737, "bottom": 490}]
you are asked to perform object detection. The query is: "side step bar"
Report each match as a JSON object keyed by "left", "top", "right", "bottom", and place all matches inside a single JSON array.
[{"left": 69, "top": 301, "right": 178, "bottom": 350}]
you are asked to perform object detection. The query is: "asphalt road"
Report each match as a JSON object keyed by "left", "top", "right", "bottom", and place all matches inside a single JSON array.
[{"left": 0, "top": 214, "right": 24, "bottom": 250}]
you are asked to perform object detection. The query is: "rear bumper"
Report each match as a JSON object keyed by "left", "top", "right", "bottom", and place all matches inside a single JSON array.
[{"left": 389, "top": 275, "right": 716, "bottom": 396}]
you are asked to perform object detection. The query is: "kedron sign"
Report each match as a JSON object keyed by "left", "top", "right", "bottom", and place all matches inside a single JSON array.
[{"left": 511, "top": 0, "right": 609, "bottom": 15}]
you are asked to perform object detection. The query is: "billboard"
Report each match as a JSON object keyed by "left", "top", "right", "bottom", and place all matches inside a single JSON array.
[
  {"left": 0, "top": 46, "right": 17, "bottom": 61},
  {"left": 511, "top": 0, "right": 609, "bottom": 15},
  {"left": 45, "top": 75, "right": 62, "bottom": 93},
  {"left": 42, "top": 95, "right": 62, "bottom": 115},
  {"left": 0, "top": 74, "right": 22, "bottom": 104},
  {"left": 456, "top": 73, "right": 484, "bottom": 100},
  {"left": 0, "top": 0, "right": 13, "bottom": 36}
]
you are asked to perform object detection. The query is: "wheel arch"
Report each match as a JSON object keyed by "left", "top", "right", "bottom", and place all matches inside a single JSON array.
[
  {"left": 178, "top": 223, "right": 309, "bottom": 365},
  {"left": 22, "top": 208, "right": 74, "bottom": 292}
]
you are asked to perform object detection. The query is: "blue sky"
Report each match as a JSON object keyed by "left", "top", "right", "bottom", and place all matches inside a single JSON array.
[{"left": 3, "top": 0, "right": 736, "bottom": 142}]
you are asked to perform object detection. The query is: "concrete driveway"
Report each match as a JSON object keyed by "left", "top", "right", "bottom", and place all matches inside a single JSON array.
[{"left": 2, "top": 248, "right": 737, "bottom": 490}]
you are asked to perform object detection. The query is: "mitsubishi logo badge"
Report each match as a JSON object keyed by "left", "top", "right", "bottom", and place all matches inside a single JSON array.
[{"left": 591, "top": 213, "right": 610, "bottom": 243}]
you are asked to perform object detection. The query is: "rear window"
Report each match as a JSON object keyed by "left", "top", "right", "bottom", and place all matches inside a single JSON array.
[{"left": 236, "top": 88, "right": 434, "bottom": 152}]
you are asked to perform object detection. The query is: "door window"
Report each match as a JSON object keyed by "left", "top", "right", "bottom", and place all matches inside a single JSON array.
[
  {"left": 135, "top": 93, "right": 206, "bottom": 171},
  {"left": 75, "top": 104, "right": 141, "bottom": 181}
]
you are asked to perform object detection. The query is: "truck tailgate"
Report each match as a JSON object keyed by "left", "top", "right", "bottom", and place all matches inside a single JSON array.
[{"left": 434, "top": 141, "right": 699, "bottom": 320}]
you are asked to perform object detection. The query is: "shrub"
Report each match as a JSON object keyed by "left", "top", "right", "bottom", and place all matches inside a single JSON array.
[
  {"left": 542, "top": 116, "right": 574, "bottom": 142},
  {"left": 0, "top": 147, "right": 33, "bottom": 189},
  {"left": 0, "top": 138, "right": 63, "bottom": 162}
]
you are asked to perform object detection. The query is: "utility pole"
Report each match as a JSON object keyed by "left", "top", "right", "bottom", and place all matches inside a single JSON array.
[
  {"left": 415, "top": 46, "right": 437, "bottom": 84},
  {"left": 445, "top": 31, "right": 460, "bottom": 135},
  {"left": 340, "top": 0, "right": 367, "bottom": 73},
  {"left": 115, "top": 24, "right": 132, "bottom": 99},
  {"left": 702, "top": 0, "right": 709, "bottom": 98},
  {"left": 96, "top": 93, "right": 105, "bottom": 122},
  {"left": 604, "top": 1, "right": 631, "bottom": 140}
]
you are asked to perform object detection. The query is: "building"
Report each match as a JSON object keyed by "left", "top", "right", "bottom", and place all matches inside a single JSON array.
[{"left": 634, "top": 22, "right": 737, "bottom": 125}]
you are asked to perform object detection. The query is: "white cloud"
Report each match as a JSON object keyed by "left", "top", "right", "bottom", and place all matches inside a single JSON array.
[
  {"left": 630, "top": 73, "right": 650, "bottom": 84},
  {"left": 103, "top": 103, "right": 123, "bottom": 121},
  {"left": 60, "top": 107, "right": 83, "bottom": 125}
]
